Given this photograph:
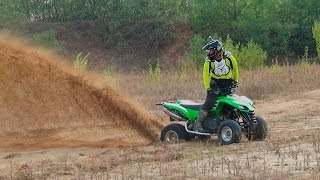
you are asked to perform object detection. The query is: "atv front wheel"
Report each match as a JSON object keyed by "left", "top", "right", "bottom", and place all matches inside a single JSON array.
[
  {"left": 217, "top": 120, "right": 242, "bottom": 145},
  {"left": 160, "top": 123, "right": 188, "bottom": 142},
  {"left": 250, "top": 116, "right": 268, "bottom": 141}
]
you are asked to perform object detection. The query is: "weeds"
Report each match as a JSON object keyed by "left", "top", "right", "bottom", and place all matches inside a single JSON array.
[
  {"left": 103, "top": 65, "right": 113, "bottom": 78},
  {"left": 73, "top": 52, "right": 90, "bottom": 73},
  {"left": 148, "top": 60, "right": 161, "bottom": 81},
  {"left": 299, "top": 46, "right": 311, "bottom": 73}
]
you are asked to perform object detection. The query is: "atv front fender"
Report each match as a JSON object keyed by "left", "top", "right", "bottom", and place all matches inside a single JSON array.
[{"left": 215, "top": 95, "right": 254, "bottom": 115}]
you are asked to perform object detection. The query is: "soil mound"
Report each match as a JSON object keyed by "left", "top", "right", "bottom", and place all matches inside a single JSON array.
[{"left": 0, "top": 34, "right": 162, "bottom": 149}]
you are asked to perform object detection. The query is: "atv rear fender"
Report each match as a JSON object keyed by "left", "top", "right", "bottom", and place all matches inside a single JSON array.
[{"left": 162, "top": 102, "right": 199, "bottom": 120}]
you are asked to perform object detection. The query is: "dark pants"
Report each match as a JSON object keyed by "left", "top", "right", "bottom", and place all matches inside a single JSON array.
[{"left": 201, "top": 79, "right": 233, "bottom": 111}]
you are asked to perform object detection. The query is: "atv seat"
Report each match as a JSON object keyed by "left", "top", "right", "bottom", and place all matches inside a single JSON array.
[{"left": 180, "top": 101, "right": 203, "bottom": 110}]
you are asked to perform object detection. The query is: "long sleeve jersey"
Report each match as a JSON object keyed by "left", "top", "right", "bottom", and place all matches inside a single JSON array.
[{"left": 203, "top": 52, "right": 239, "bottom": 90}]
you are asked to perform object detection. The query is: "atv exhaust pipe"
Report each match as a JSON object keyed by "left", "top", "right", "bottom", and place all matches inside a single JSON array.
[
  {"left": 163, "top": 109, "right": 186, "bottom": 121},
  {"left": 163, "top": 109, "right": 211, "bottom": 136}
]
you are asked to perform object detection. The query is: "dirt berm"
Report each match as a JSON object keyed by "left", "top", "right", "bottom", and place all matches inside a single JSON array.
[{"left": 0, "top": 35, "right": 162, "bottom": 149}]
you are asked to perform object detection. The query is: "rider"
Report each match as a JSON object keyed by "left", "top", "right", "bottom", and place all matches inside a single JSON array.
[{"left": 194, "top": 39, "right": 239, "bottom": 132}]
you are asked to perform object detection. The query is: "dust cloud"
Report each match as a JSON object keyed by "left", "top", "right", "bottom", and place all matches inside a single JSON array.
[{"left": 0, "top": 34, "right": 162, "bottom": 149}]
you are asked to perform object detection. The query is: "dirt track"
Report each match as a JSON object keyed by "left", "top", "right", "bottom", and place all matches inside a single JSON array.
[
  {"left": 0, "top": 35, "right": 162, "bottom": 149},
  {"left": 2, "top": 36, "right": 320, "bottom": 178}
]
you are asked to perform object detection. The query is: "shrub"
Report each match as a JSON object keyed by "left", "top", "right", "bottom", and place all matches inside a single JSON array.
[
  {"left": 312, "top": 20, "right": 320, "bottom": 61},
  {"left": 237, "top": 40, "right": 268, "bottom": 70},
  {"left": 32, "top": 29, "right": 61, "bottom": 49},
  {"left": 223, "top": 36, "right": 267, "bottom": 70}
]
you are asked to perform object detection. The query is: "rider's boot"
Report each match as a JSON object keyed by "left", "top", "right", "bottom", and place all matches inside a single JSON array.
[{"left": 194, "top": 110, "right": 208, "bottom": 132}]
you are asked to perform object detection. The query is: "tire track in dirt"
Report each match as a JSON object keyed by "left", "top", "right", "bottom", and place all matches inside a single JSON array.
[
  {"left": 255, "top": 90, "right": 320, "bottom": 139},
  {"left": 0, "top": 34, "right": 163, "bottom": 149}
]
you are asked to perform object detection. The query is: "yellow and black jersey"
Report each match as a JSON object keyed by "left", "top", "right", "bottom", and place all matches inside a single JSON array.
[{"left": 203, "top": 52, "right": 239, "bottom": 90}]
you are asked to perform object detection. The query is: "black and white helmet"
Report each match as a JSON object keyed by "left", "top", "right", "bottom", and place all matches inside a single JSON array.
[{"left": 201, "top": 39, "right": 223, "bottom": 52}]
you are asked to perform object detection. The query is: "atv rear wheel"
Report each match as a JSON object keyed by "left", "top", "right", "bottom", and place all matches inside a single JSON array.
[
  {"left": 250, "top": 116, "right": 268, "bottom": 141},
  {"left": 160, "top": 123, "right": 188, "bottom": 142},
  {"left": 218, "top": 120, "right": 242, "bottom": 145}
]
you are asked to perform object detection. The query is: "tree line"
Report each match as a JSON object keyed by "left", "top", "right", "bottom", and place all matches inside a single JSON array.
[{"left": 1, "top": 0, "right": 319, "bottom": 64}]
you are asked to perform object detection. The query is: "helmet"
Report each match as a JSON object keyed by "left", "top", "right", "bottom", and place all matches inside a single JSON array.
[{"left": 201, "top": 39, "right": 223, "bottom": 52}]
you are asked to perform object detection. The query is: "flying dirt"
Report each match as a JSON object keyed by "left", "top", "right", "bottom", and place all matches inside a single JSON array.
[{"left": 0, "top": 35, "right": 162, "bottom": 149}]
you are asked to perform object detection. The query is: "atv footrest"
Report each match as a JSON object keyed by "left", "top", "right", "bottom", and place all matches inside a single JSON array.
[{"left": 184, "top": 122, "right": 211, "bottom": 136}]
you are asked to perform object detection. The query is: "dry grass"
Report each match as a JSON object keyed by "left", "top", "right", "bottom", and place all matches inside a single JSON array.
[{"left": 110, "top": 64, "right": 320, "bottom": 108}]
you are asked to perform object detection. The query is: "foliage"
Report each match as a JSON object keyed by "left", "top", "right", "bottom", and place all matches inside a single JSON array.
[
  {"left": 223, "top": 35, "right": 240, "bottom": 59},
  {"left": 32, "top": 29, "right": 62, "bottom": 49},
  {"left": 313, "top": 20, "right": 320, "bottom": 61},
  {"left": 148, "top": 60, "right": 161, "bottom": 81},
  {"left": 187, "top": 35, "right": 206, "bottom": 67},
  {"left": 188, "top": 0, "right": 320, "bottom": 59},
  {"left": 237, "top": 40, "right": 268, "bottom": 70},
  {"left": 1, "top": 0, "right": 320, "bottom": 63},
  {"left": 187, "top": 34, "right": 267, "bottom": 70},
  {"left": 74, "top": 52, "right": 90, "bottom": 72},
  {"left": 0, "top": 0, "right": 24, "bottom": 28},
  {"left": 105, "top": 19, "right": 176, "bottom": 51}
]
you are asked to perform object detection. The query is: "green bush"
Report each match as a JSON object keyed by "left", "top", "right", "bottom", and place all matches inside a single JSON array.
[
  {"left": 313, "top": 20, "right": 320, "bottom": 61},
  {"left": 32, "top": 29, "right": 62, "bottom": 49},
  {"left": 237, "top": 40, "right": 268, "bottom": 70},
  {"left": 223, "top": 36, "right": 267, "bottom": 70}
]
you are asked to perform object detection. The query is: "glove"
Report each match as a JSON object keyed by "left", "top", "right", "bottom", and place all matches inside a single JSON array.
[{"left": 233, "top": 81, "right": 239, "bottom": 88}]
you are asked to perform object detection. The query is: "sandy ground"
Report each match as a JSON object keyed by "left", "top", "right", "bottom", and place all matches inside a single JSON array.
[
  {"left": 1, "top": 36, "right": 320, "bottom": 179},
  {"left": 1, "top": 88, "right": 320, "bottom": 179}
]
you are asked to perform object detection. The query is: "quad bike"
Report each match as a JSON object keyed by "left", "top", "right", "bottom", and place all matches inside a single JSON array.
[{"left": 157, "top": 82, "right": 268, "bottom": 145}]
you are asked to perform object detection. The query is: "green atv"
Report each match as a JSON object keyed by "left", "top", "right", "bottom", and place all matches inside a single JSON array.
[{"left": 157, "top": 82, "right": 268, "bottom": 145}]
